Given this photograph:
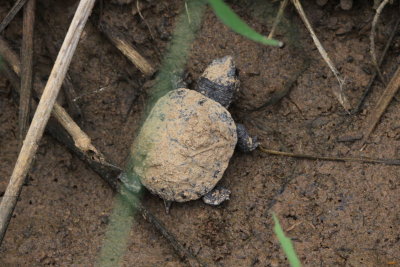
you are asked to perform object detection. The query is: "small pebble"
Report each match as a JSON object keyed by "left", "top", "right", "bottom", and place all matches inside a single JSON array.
[
  {"left": 316, "top": 0, "right": 328, "bottom": 6},
  {"left": 346, "top": 56, "right": 354, "bottom": 63},
  {"left": 340, "top": 0, "right": 353, "bottom": 10}
]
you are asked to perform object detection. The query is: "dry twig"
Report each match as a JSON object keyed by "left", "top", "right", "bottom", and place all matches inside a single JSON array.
[
  {"left": 41, "top": 33, "right": 83, "bottom": 120},
  {"left": 359, "top": 64, "right": 400, "bottom": 148},
  {"left": 268, "top": 0, "right": 289, "bottom": 39},
  {"left": 98, "top": 21, "right": 155, "bottom": 76},
  {"left": 291, "top": 0, "right": 351, "bottom": 111},
  {"left": 19, "top": 0, "right": 36, "bottom": 140},
  {"left": 35, "top": 13, "right": 84, "bottom": 120},
  {"left": 0, "top": 37, "right": 20, "bottom": 74},
  {"left": 259, "top": 146, "right": 400, "bottom": 166},
  {"left": 0, "top": 0, "right": 28, "bottom": 34},
  {"left": 370, "top": 0, "right": 390, "bottom": 85},
  {"left": 353, "top": 16, "right": 400, "bottom": 114},
  {"left": 0, "top": 0, "right": 97, "bottom": 243},
  {"left": 136, "top": 0, "right": 156, "bottom": 40}
]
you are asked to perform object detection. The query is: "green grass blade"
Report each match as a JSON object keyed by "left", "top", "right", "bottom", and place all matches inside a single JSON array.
[
  {"left": 208, "top": 0, "right": 282, "bottom": 47},
  {"left": 272, "top": 213, "right": 302, "bottom": 267}
]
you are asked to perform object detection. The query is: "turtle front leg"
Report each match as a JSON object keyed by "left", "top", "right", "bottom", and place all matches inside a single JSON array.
[{"left": 236, "top": 123, "right": 259, "bottom": 152}]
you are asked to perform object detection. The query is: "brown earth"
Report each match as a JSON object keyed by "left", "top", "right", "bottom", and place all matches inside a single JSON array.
[{"left": 1, "top": 0, "right": 400, "bottom": 266}]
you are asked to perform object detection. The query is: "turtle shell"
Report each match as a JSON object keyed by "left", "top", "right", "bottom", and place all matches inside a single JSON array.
[{"left": 131, "top": 88, "right": 237, "bottom": 202}]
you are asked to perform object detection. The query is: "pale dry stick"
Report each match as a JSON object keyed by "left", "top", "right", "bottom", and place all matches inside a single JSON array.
[
  {"left": 259, "top": 146, "right": 400, "bottom": 166},
  {"left": 98, "top": 22, "right": 155, "bottom": 76},
  {"left": 0, "top": 0, "right": 96, "bottom": 244},
  {"left": 291, "top": 0, "right": 351, "bottom": 111},
  {"left": 359, "top": 64, "right": 400, "bottom": 149},
  {"left": 370, "top": 0, "right": 390, "bottom": 86},
  {"left": 0, "top": 36, "right": 95, "bottom": 153},
  {"left": 267, "top": 0, "right": 289, "bottom": 39},
  {"left": 0, "top": 0, "right": 28, "bottom": 34},
  {"left": 19, "top": 0, "right": 36, "bottom": 140},
  {"left": 353, "top": 16, "right": 400, "bottom": 114},
  {"left": 0, "top": 37, "right": 20, "bottom": 74}
]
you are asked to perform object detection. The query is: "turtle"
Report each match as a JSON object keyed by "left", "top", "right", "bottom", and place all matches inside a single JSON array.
[{"left": 130, "top": 56, "right": 258, "bottom": 212}]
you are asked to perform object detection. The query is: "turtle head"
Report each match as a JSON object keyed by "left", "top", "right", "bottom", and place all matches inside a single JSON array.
[{"left": 195, "top": 56, "right": 239, "bottom": 108}]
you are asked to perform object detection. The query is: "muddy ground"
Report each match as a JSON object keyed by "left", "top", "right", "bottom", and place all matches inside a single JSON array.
[{"left": 1, "top": 0, "right": 400, "bottom": 266}]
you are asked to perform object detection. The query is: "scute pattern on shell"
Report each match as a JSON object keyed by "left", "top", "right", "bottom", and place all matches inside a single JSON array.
[{"left": 131, "top": 88, "right": 237, "bottom": 202}]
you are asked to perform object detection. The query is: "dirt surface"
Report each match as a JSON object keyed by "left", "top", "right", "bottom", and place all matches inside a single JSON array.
[{"left": 1, "top": 0, "right": 400, "bottom": 266}]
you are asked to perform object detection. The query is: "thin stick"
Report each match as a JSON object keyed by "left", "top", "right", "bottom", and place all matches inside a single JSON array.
[
  {"left": 268, "top": 0, "right": 288, "bottom": 39},
  {"left": 0, "top": 0, "right": 96, "bottom": 244},
  {"left": 19, "top": 0, "right": 36, "bottom": 140},
  {"left": 62, "top": 74, "right": 83, "bottom": 120},
  {"left": 359, "top": 64, "right": 400, "bottom": 147},
  {"left": 0, "top": 0, "right": 29, "bottom": 34},
  {"left": 370, "top": 0, "right": 390, "bottom": 85},
  {"left": 259, "top": 146, "right": 400, "bottom": 166},
  {"left": 0, "top": 36, "right": 94, "bottom": 152},
  {"left": 136, "top": 0, "right": 156, "bottom": 40},
  {"left": 37, "top": 22, "right": 83, "bottom": 119},
  {"left": 44, "top": 39, "right": 83, "bottom": 119},
  {"left": 353, "top": 16, "right": 400, "bottom": 114},
  {"left": 0, "top": 37, "right": 21, "bottom": 75},
  {"left": 98, "top": 22, "right": 155, "bottom": 76},
  {"left": 291, "top": 0, "right": 351, "bottom": 112}
]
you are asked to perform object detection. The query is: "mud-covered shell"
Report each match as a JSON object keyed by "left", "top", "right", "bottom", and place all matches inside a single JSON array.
[{"left": 131, "top": 88, "right": 237, "bottom": 202}]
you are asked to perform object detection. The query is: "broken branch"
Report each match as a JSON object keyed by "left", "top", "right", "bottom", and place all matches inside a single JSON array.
[
  {"left": 268, "top": 0, "right": 288, "bottom": 39},
  {"left": 359, "top": 64, "right": 400, "bottom": 147},
  {"left": 0, "top": 0, "right": 28, "bottom": 34},
  {"left": 370, "top": 0, "right": 390, "bottom": 85},
  {"left": 19, "top": 0, "right": 36, "bottom": 140},
  {"left": 353, "top": 16, "right": 400, "bottom": 114},
  {"left": 98, "top": 21, "right": 155, "bottom": 76}
]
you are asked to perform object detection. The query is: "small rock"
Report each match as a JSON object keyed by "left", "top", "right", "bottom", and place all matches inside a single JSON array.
[
  {"left": 335, "top": 21, "right": 354, "bottom": 35},
  {"left": 340, "top": 0, "right": 353, "bottom": 10},
  {"left": 326, "top": 17, "right": 339, "bottom": 30},
  {"left": 346, "top": 56, "right": 354, "bottom": 63},
  {"left": 316, "top": 0, "right": 328, "bottom": 6}
]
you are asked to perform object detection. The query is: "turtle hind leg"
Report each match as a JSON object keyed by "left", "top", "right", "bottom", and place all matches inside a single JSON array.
[
  {"left": 236, "top": 123, "right": 259, "bottom": 152},
  {"left": 202, "top": 186, "right": 231, "bottom": 206}
]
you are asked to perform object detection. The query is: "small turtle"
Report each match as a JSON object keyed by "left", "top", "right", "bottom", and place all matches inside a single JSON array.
[{"left": 130, "top": 56, "right": 258, "bottom": 211}]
